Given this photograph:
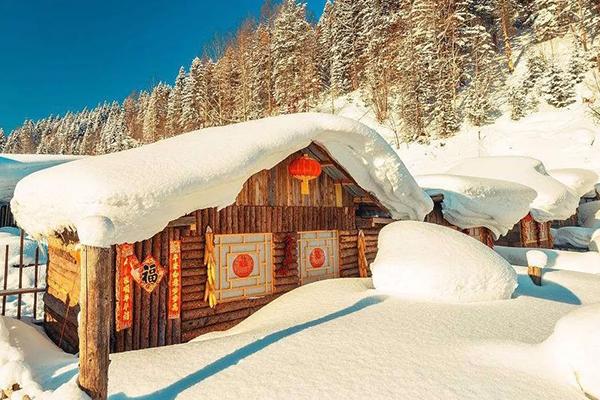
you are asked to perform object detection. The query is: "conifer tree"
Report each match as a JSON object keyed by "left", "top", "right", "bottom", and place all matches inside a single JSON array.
[
  {"left": 181, "top": 61, "right": 201, "bottom": 131},
  {"left": 166, "top": 67, "right": 186, "bottom": 136},
  {"left": 143, "top": 83, "right": 171, "bottom": 143},
  {"left": 271, "top": 0, "right": 311, "bottom": 113},
  {"left": 509, "top": 86, "right": 528, "bottom": 120},
  {"left": 0, "top": 128, "right": 6, "bottom": 152},
  {"left": 544, "top": 63, "right": 576, "bottom": 106}
]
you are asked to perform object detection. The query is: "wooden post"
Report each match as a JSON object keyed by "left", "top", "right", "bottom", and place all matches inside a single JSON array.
[
  {"left": 528, "top": 266, "right": 542, "bottom": 286},
  {"left": 78, "top": 245, "right": 113, "bottom": 400}
]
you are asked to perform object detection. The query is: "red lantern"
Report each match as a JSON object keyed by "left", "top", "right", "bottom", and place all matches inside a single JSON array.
[{"left": 288, "top": 154, "right": 322, "bottom": 195}]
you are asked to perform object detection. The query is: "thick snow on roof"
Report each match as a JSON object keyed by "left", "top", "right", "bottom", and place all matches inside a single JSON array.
[
  {"left": 416, "top": 174, "right": 536, "bottom": 238},
  {"left": 371, "top": 221, "right": 518, "bottom": 302},
  {"left": 11, "top": 113, "right": 432, "bottom": 247},
  {"left": 0, "top": 154, "right": 79, "bottom": 203},
  {"left": 548, "top": 168, "right": 598, "bottom": 198},
  {"left": 447, "top": 156, "right": 579, "bottom": 222}
]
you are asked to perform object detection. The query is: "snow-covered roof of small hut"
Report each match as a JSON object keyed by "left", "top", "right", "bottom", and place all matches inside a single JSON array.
[
  {"left": 11, "top": 113, "right": 433, "bottom": 247},
  {"left": 447, "top": 156, "right": 579, "bottom": 223},
  {"left": 416, "top": 174, "right": 537, "bottom": 238},
  {"left": 0, "top": 154, "right": 80, "bottom": 203},
  {"left": 548, "top": 168, "right": 598, "bottom": 198}
]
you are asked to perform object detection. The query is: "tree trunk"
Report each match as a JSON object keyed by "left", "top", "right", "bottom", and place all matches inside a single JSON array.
[{"left": 78, "top": 245, "right": 112, "bottom": 400}]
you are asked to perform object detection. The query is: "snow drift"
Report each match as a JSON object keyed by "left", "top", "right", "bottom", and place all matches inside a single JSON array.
[
  {"left": 578, "top": 200, "right": 600, "bottom": 229},
  {"left": 11, "top": 113, "right": 433, "bottom": 247},
  {"left": 0, "top": 154, "right": 79, "bottom": 203},
  {"left": 551, "top": 226, "right": 599, "bottom": 250},
  {"left": 416, "top": 174, "right": 536, "bottom": 238},
  {"left": 546, "top": 304, "right": 600, "bottom": 399},
  {"left": 446, "top": 156, "right": 579, "bottom": 223},
  {"left": 548, "top": 168, "right": 598, "bottom": 198},
  {"left": 494, "top": 245, "right": 600, "bottom": 274},
  {"left": 371, "top": 221, "right": 518, "bottom": 302}
]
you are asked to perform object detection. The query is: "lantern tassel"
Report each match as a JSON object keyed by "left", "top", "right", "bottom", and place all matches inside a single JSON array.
[{"left": 301, "top": 178, "right": 310, "bottom": 196}]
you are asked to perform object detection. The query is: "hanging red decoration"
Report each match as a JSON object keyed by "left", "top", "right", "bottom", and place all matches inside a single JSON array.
[
  {"left": 131, "top": 255, "right": 165, "bottom": 293},
  {"left": 116, "top": 243, "right": 137, "bottom": 331},
  {"left": 288, "top": 154, "right": 322, "bottom": 196},
  {"left": 168, "top": 240, "right": 182, "bottom": 320}
]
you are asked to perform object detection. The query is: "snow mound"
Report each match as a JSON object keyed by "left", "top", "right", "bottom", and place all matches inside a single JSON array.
[
  {"left": 495, "top": 246, "right": 600, "bottom": 274},
  {"left": 0, "top": 154, "right": 79, "bottom": 203},
  {"left": 551, "top": 226, "right": 598, "bottom": 249},
  {"left": 578, "top": 200, "right": 600, "bottom": 229},
  {"left": 11, "top": 113, "right": 433, "bottom": 247},
  {"left": 546, "top": 304, "right": 600, "bottom": 399},
  {"left": 548, "top": 168, "right": 598, "bottom": 198},
  {"left": 447, "top": 156, "right": 579, "bottom": 222},
  {"left": 371, "top": 221, "right": 518, "bottom": 302},
  {"left": 416, "top": 174, "right": 535, "bottom": 238}
]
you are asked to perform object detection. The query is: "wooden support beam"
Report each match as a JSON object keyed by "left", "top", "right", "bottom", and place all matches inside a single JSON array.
[{"left": 78, "top": 245, "right": 112, "bottom": 400}]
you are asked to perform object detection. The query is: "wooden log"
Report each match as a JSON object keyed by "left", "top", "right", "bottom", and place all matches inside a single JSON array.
[{"left": 78, "top": 245, "right": 112, "bottom": 400}]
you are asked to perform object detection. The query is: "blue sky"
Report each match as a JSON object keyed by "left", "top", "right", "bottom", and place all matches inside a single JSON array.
[{"left": 0, "top": 0, "right": 326, "bottom": 134}]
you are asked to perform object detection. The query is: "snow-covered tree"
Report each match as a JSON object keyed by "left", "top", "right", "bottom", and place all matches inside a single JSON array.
[
  {"left": 166, "top": 67, "right": 186, "bottom": 136},
  {"left": 0, "top": 128, "right": 6, "bottom": 152},
  {"left": 143, "top": 83, "right": 171, "bottom": 143},
  {"left": 271, "top": 0, "right": 311, "bottom": 113},
  {"left": 568, "top": 41, "right": 588, "bottom": 83},
  {"left": 544, "top": 63, "right": 576, "bottom": 107},
  {"left": 509, "top": 86, "right": 528, "bottom": 120},
  {"left": 181, "top": 62, "right": 201, "bottom": 131}
]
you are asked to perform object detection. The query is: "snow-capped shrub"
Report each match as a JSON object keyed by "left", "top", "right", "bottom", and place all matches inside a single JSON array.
[
  {"left": 370, "top": 221, "right": 518, "bottom": 302},
  {"left": 546, "top": 304, "right": 600, "bottom": 399}
]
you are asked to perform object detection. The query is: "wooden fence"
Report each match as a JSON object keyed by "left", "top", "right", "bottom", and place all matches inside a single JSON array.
[{"left": 0, "top": 229, "right": 46, "bottom": 320}]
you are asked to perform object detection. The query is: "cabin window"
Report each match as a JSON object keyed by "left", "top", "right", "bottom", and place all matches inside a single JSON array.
[
  {"left": 213, "top": 233, "right": 274, "bottom": 301},
  {"left": 298, "top": 230, "right": 340, "bottom": 285}
]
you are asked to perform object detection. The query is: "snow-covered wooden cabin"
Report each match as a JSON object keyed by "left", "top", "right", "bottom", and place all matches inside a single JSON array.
[
  {"left": 446, "top": 156, "right": 581, "bottom": 249},
  {"left": 417, "top": 174, "right": 536, "bottom": 247},
  {"left": 11, "top": 113, "right": 433, "bottom": 356},
  {"left": 548, "top": 168, "right": 599, "bottom": 228}
]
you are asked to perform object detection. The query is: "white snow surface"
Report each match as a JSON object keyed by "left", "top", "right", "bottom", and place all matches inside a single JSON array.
[
  {"left": 545, "top": 303, "right": 600, "bottom": 399},
  {"left": 494, "top": 245, "right": 600, "bottom": 274},
  {"left": 416, "top": 173, "right": 535, "bottom": 238},
  {"left": 0, "top": 316, "right": 86, "bottom": 400},
  {"left": 5, "top": 268, "right": 600, "bottom": 399},
  {"left": 578, "top": 200, "right": 600, "bottom": 229},
  {"left": 10, "top": 113, "right": 432, "bottom": 247},
  {"left": 551, "top": 226, "right": 599, "bottom": 249},
  {"left": 548, "top": 168, "right": 598, "bottom": 198},
  {"left": 447, "top": 156, "right": 579, "bottom": 222},
  {"left": 371, "top": 221, "right": 518, "bottom": 302},
  {"left": 0, "top": 154, "right": 79, "bottom": 204}
]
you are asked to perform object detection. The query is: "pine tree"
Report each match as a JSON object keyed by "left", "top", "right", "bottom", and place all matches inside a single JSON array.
[
  {"left": 544, "top": 63, "right": 576, "bottom": 107},
  {"left": 509, "top": 85, "right": 528, "bottom": 120},
  {"left": 533, "top": 0, "right": 569, "bottom": 41},
  {"left": 143, "top": 83, "right": 171, "bottom": 143},
  {"left": 166, "top": 67, "right": 186, "bottom": 136},
  {"left": 0, "top": 128, "right": 5, "bottom": 152},
  {"left": 181, "top": 63, "right": 201, "bottom": 131},
  {"left": 330, "top": 0, "right": 355, "bottom": 94},
  {"left": 568, "top": 40, "right": 588, "bottom": 83},
  {"left": 316, "top": 1, "right": 334, "bottom": 91},
  {"left": 249, "top": 25, "right": 274, "bottom": 119},
  {"left": 271, "top": 0, "right": 311, "bottom": 113}
]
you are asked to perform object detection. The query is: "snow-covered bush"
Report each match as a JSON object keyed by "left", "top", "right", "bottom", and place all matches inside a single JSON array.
[
  {"left": 546, "top": 304, "right": 600, "bottom": 399},
  {"left": 371, "top": 221, "right": 518, "bottom": 302}
]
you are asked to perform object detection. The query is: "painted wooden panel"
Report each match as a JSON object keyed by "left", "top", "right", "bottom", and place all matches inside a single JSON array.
[{"left": 297, "top": 230, "right": 340, "bottom": 285}]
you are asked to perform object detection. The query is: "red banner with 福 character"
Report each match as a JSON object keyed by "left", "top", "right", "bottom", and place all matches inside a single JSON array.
[
  {"left": 168, "top": 240, "right": 182, "bottom": 320},
  {"left": 116, "top": 243, "right": 138, "bottom": 331}
]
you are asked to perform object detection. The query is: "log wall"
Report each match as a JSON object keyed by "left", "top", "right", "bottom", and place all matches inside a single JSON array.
[
  {"left": 424, "top": 201, "right": 494, "bottom": 246},
  {"left": 0, "top": 204, "right": 15, "bottom": 228},
  {"left": 44, "top": 239, "right": 81, "bottom": 353}
]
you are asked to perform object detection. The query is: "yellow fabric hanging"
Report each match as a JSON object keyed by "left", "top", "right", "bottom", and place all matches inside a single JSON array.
[
  {"left": 203, "top": 226, "right": 218, "bottom": 308},
  {"left": 357, "top": 230, "right": 369, "bottom": 278}
]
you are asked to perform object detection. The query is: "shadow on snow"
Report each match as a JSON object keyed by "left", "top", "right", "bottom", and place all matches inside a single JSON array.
[{"left": 110, "top": 295, "right": 385, "bottom": 400}]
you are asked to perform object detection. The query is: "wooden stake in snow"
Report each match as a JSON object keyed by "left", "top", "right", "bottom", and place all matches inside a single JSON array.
[
  {"left": 78, "top": 245, "right": 112, "bottom": 400},
  {"left": 526, "top": 250, "right": 547, "bottom": 287},
  {"left": 527, "top": 266, "right": 542, "bottom": 286}
]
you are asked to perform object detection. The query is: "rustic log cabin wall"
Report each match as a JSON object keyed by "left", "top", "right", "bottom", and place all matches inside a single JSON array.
[
  {"left": 0, "top": 204, "right": 15, "bottom": 227},
  {"left": 424, "top": 198, "right": 494, "bottom": 247},
  {"left": 43, "top": 146, "right": 390, "bottom": 353}
]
